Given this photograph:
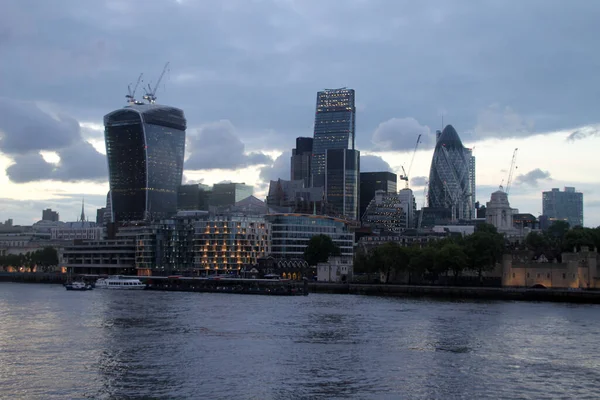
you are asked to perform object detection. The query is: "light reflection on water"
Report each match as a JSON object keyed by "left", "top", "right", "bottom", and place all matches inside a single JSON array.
[{"left": 0, "top": 283, "right": 599, "bottom": 399}]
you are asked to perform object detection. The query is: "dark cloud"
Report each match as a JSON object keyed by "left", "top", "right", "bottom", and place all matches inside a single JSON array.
[
  {"left": 360, "top": 155, "right": 392, "bottom": 173},
  {"left": 0, "top": 98, "right": 80, "bottom": 154},
  {"left": 514, "top": 169, "right": 552, "bottom": 187},
  {"left": 566, "top": 126, "right": 600, "bottom": 142},
  {"left": 371, "top": 118, "right": 433, "bottom": 151},
  {"left": 410, "top": 176, "right": 428, "bottom": 187},
  {"left": 185, "top": 120, "right": 272, "bottom": 170},
  {"left": 6, "top": 141, "right": 107, "bottom": 183},
  {"left": 259, "top": 151, "right": 291, "bottom": 183}
]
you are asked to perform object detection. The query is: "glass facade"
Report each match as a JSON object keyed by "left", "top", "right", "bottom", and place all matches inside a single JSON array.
[
  {"left": 427, "top": 125, "right": 474, "bottom": 221},
  {"left": 291, "top": 137, "right": 313, "bottom": 188},
  {"left": 265, "top": 214, "right": 354, "bottom": 260},
  {"left": 359, "top": 172, "right": 397, "bottom": 220},
  {"left": 542, "top": 187, "right": 584, "bottom": 228},
  {"left": 325, "top": 149, "right": 360, "bottom": 220},
  {"left": 104, "top": 104, "right": 186, "bottom": 222},
  {"left": 209, "top": 183, "right": 254, "bottom": 207},
  {"left": 311, "top": 88, "right": 356, "bottom": 188}
]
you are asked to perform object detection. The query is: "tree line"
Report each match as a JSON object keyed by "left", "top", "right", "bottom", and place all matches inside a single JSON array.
[
  {"left": 353, "top": 223, "right": 505, "bottom": 284},
  {"left": 524, "top": 220, "right": 600, "bottom": 262},
  {"left": 0, "top": 247, "right": 59, "bottom": 272}
]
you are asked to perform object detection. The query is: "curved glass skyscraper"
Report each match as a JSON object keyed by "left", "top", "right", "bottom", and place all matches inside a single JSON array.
[
  {"left": 104, "top": 104, "right": 186, "bottom": 222},
  {"left": 427, "top": 125, "right": 474, "bottom": 221}
]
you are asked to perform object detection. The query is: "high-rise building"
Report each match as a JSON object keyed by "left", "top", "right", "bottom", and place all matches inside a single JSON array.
[
  {"left": 311, "top": 88, "right": 356, "bottom": 188},
  {"left": 466, "top": 148, "right": 476, "bottom": 218},
  {"left": 325, "top": 148, "right": 360, "bottom": 220},
  {"left": 291, "top": 137, "right": 313, "bottom": 187},
  {"left": 542, "top": 187, "right": 584, "bottom": 228},
  {"left": 427, "top": 125, "right": 474, "bottom": 221},
  {"left": 209, "top": 183, "right": 253, "bottom": 207},
  {"left": 359, "top": 172, "right": 397, "bottom": 220},
  {"left": 178, "top": 183, "right": 211, "bottom": 211},
  {"left": 42, "top": 209, "right": 59, "bottom": 222},
  {"left": 104, "top": 104, "right": 186, "bottom": 222}
]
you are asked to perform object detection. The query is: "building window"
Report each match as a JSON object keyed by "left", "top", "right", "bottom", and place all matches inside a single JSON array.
[
  {"left": 562, "top": 273, "right": 566, "bottom": 279},
  {"left": 537, "top": 273, "right": 540, "bottom": 278},
  {"left": 547, "top": 273, "right": 550, "bottom": 278},
  {"left": 526, "top": 273, "right": 530, "bottom": 278},
  {"left": 512, "top": 273, "right": 515, "bottom": 278}
]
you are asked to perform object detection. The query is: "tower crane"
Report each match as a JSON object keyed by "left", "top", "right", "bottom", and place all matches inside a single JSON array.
[
  {"left": 505, "top": 148, "right": 518, "bottom": 195},
  {"left": 143, "top": 62, "right": 170, "bottom": 104},
  {"left": 399, "top": 134, "right": 422, "bottom": 189},
  {"left": 126, "top": 73, "right": 144, "bottom": 104}
]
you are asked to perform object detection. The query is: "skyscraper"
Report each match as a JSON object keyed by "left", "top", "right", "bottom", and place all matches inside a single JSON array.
[
  {"left": 291, "top": 137, "right": 313, "bottom": 187},
  {"left": 104, "top": 104, "right": 187, "bottom": 222},
  {"left": 542, "top": 187, "right": 584, "bottom": 228},
  {"left": 466, "top": 148, "right": 476, "bottom": 218},
  {"left": 311, "top": 88, "right": 356, "bottom": 188},
  {"left": 427, "top": 125, "right": 474, "bottom": 221},
  {"left": 359, "top": 172, "right": 397, "bottom": 220},
  {"left": 42, "top": 208, "right": 59, "bottom": 222},
  {"left": 325, "top": 148, "right": 360, "bottom": 220}
]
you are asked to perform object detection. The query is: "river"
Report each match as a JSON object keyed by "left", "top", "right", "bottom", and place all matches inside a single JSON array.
[{"left": 0, "top": 283, "right": 598, "bottom": 399}]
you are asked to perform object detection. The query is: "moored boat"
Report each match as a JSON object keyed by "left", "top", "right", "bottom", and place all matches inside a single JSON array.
[
  {"left": 95, "top": 275, "right": 146, "bottom": 290},
  {"left": 65, "top": 281, "right": 93, "bottom": 291}
]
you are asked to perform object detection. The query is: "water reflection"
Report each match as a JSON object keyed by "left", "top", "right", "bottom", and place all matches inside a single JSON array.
[{"left": 2, "top": 283, "right": 600, "bottom": 399}]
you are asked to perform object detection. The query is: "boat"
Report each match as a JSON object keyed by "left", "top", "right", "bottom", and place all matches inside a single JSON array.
[
  {"left": 95, "top": 275, "right": 146, "bottom": 290},
  {"left": 65, "top": 281, "right": 93, "bottom": 291}
]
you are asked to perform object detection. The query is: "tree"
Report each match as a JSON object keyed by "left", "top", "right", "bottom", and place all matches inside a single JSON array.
[
  {"left": 547, "top": 220, "right": 570, "bottom": 241},
  {"left": 409, "top": 246, "right": 438, "bottom": 284},
  {"left": 475, "top": 222, "right": 499, "bottom": 235},
  {"left": 465, "top": 231, "right": 504, "bottom": 282},
  {"left": 563, "top": 227, "right": 596, "bottom": 252},
  {"left": 435, "top": 243, "right": 468, "bottom": 284},
  {"left": 303, "top": 234, "right": 341, "bottom": 266},
  {"left": 525, "top": 231, "right": 549, "bottom": 253},
  {"left": 37, "top": 247, "right": 59, "bottom": 269},
  {"left": 377, "top": 242, "right": 410, "bottom": 283}
]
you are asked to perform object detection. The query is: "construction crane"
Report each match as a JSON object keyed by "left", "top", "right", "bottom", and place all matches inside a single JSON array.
[
  {"left": 505, "top": 148, "right": 518, "bottom": 195},
  {"left": 399, "top": 134, "right": 422, "bottom": 189},
  {"left": 126, "top": 73, "right": 144, "bottom": 104},
  {"left": 143, "top": 62, "right": 170, "bottom": 104}
]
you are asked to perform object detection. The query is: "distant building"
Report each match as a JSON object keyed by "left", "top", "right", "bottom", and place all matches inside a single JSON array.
[
  {"left": 264, "top": 214, "right": 355, "bottom": 263},
  {"left": 542, "top": 187, "right": 584, "bottom": 228},
  {"left": 486, "top": 190, "right": 519, "bottom": 235},
  {"left": 362, "top": 190, "right": 411, "bottom": 234},
  {"left": 104, "top": 103, "right": 186, "bottom": 222},
  {"left": 317, "top": 257, "right": 353, "bottom": 283},
  {"left": 311, "top": 88, "right": 356, "bottom": 187},
  {"left": 291, "top": 137, "right": 313, "bottom": 188},
  {"left": 178, "top": 183, "right": 211, "bottom": 211},
  {"left": 428, "top": 125, "right": 474, "bottom": 221},
  {"left": 210, "top": 183, "right": 253, "bottom": 207},
  {"left": 42, "top": 209, "right": 59, "bottom": 222},
  {"left": 359, "top": 172, "right": 397, "bottom": 220},
  {"left": 513, "top": 213, "right": 539, "bottom": 236},
  {"left": 96, "top": 208, "right": 107, "bottom": 225},
  {"left": 325, "top": 148, "right": 360, "bottom": 220}
]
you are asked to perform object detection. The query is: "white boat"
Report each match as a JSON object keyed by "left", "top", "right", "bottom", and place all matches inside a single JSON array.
[
  {"left": 95, "top": 275, "right": 146, "bottom": 290},
  {"left": 65, "top": 281, "right": 93, "bottom": 291}
]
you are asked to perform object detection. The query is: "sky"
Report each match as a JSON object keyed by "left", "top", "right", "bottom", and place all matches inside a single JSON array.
[{"left": 1, "top": 0, "right": 599, "bottom": 226}]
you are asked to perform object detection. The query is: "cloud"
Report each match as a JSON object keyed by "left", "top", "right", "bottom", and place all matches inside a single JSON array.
[
  {"left": 259, "top": 150, "right": 291, "bottom": 182},
  {"left": 185, "top": 120, "right": 272, "bottom": 170},
  {"left": 360, "top": 155, "right": 391, "bottom": 173},
  {"left": 473, "top": 104, "right": 534, "bottom": 140},
  {"left": 371, "top": 118, "right": 433, "bottom": 151},
  {"left": 514, "top": 168, "right": 552, "bottom": 187},
  {"left": 0, "top": 98, "right": 80, "bottom": 154},
  {"left": 566, "top": 125, "right": 600, "bottom": 142},
  {"left": 410, "top": 176, "right": 428, "bottom": 187},
  {"left": 6, "top": 141, "right": 107, "bottom": 183}
]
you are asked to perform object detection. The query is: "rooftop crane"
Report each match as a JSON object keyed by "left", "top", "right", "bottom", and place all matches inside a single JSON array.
[
  {"left": 505, "top": 148, "right": 518, "bottom": 195},
  {"left": 126, "top": 73, "right": 144, "bottom": 104},
  {"left": 143, "top": 62, "right": 170, "bottom": 104},
  {"left": 399, "top": 134, "right": 422, "bottom": 189}
]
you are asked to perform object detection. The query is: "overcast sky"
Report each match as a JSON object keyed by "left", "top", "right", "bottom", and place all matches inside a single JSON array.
[{"left": 1, "top": 0, "right": 599, "bottom": 226}]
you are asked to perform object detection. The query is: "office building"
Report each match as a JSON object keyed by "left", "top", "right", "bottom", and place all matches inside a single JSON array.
[
  {"left": 42, "top": 209, "right": 59, "bottom": 222},
  {"left": 325, "top": 149, "right": 360, "bottom": 220},
  {"left": 427, "top": 125, "right": 474, "bottom": 221},
  {"left": 359, "top": 172, "right": 397, "bottom": 220},
  {"left": 311, "top": 88, "right": 356, "bottom": 187},
  {"left": 291, "top": 137, "right": 313, "bottom": 188},
  {"left": 209, "top": 183, "right": 253, "bottom": 207},
  {"left": 542, "top": 187, "right": 584, "bottom": 228},
  {"left": 178, "top": 183, "right": 211, "bottom": 211},
  {"left": 104, "top": 103, "right": 187, "bottom": 222}
]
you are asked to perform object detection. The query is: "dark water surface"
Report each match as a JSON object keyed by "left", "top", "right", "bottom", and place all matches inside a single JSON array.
[{"left": 0, "top": 283, "right": 599, "bottom": 399}]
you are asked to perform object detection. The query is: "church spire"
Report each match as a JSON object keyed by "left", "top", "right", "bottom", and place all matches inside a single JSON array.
[{"left": 80, "top": 198, "right": 86, "bottom": 222}]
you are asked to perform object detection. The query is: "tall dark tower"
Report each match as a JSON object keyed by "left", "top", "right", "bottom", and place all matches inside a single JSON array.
[
  {"left": 311, "top": 88, "right": 355, "bottom": 188},
  {"left": 104, "top": 104, "right": 186, "bottom": 222},
  {"left": 291, "top": 137, "right": 313, "bottom": 187}
]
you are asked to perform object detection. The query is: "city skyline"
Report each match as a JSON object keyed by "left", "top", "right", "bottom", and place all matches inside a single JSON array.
[{"left": 1, "top": 1, "right": 600, "bottom": 226}]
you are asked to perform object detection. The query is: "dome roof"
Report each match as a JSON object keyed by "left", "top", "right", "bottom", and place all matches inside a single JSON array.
[{"left": 436, "top": 124, "right": 465, "bottom": 149}]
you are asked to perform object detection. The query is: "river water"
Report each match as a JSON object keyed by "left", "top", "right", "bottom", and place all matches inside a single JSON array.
[{"left": 0, "top": 283, "right": 599, "bottom": 399}]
